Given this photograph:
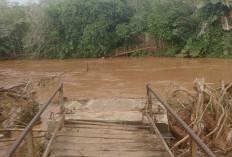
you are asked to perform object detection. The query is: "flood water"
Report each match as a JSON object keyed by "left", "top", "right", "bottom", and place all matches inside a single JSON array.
[
  {"left": 1, "top": 57, "right": 232, "bottom": 155},
  {"left": 1, "top": 57, "right": 232, "bottom": 101}
]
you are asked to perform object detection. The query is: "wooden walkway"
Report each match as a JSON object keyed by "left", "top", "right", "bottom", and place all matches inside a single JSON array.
[
  {"left": 4, "top": 84, "right": 216, "bottom": 157},
  {"left": 47, "top": 99, "right": 171, "bottom": 157},
  {"left": 48, "top": 121, "right": 169, "bottom": 157}
]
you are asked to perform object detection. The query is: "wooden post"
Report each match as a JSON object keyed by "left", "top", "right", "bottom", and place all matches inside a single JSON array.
[
  {"left": 43, "top": 113, "right": 65, "bottom": 157},
  {"left": 59, "top": 84, "right": 64, "bottom": 114},
  {"left": 147, "top": 88, "right": 153, "bottom": 118},
  {"left": 27, "top": 129, "right": 35, "bottom": 157},
  {"left": 147, "top": 85, "right": 154, "bottom": 133},
  {"left": 190, "top": 138, "right": 197, "bottom": 157}
]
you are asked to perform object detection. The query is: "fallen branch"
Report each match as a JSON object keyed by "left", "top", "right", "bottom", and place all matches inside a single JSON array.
[
  {"left": 197, "top": 22, "right": 208, "bottom": 38},
  {"left": 22, "top": 78, "right": 31, "bottom": 94},
  {"left": 171, "top": 135, "right": 189, "bottom": 150},
  {"left": 167, "top": 78, "right": 232, "bottom": 156}
]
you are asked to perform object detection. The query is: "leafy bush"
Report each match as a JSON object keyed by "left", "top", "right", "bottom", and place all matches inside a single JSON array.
[
  {"left": 1, "top": 0, "right": 232, "bottom": 59},
  {"left": 0, "top": 2, "right": 28, "bottom": 57},
  {"left": 148, "top": 0, "right": 232, "bottom": 58},
  {"left": 41, "top": 0, "right": 147, "bottom": 58}
]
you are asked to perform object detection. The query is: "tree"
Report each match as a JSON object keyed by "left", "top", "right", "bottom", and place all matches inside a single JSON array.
[
  {"left": 147, "top": 0, "right": 232, "bottom": 57},
  {"left": 40, "top": 0, "right": 143, "bottom": 58},
  {"left": 0, "top": 1, "right": 28, "bottom": 57}
]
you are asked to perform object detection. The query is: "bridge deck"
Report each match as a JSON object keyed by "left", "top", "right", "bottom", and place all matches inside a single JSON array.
[
  {"left": 47, "top": 99, "right": 170, "bottom": 157},
  {"left": 49, "top": 121, "right": 169, "bottom": 157}
]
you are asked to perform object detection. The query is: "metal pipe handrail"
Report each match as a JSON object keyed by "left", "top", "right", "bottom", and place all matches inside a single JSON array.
[
  {"left": 145, "top": 113, "right": 174, "bottom": 157},
  {"left": 42, "top": 112, "right": 65, "bottom": 157},
  {"left": 146, "top": 84, "right": 216, "bottom": 157},
  {"left": 4, "top": 83, "right": 63, "bottom": 157}
]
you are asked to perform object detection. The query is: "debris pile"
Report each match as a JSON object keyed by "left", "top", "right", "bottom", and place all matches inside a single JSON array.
[
  {"left": 167, "top": 78, "right": 232, "bottom": 157},
  {"left": 0, "top": 83, "right": 39, "bottom": 130}
]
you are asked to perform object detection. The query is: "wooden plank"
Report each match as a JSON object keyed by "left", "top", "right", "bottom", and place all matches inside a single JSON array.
[
  {"left": 64, "top": 125, "right": 147, "bottom": 132},
  {"left": 49, "top": 149, "right": 168, "bottom": 157},
  {"left": 51, "top": 142, "right": 165, "bottom": 151},
  {"left": 65, "top": 120, "right": 149, "bottom": 129},
  {"left": 65, "top": 118, "right": 143, "bottom": 125},
  {"left": 60, "top": 128, "right": 150, "bottom": 135},
  {"left": 50, "top": 155, "right": 166, "bottom": 157},
  {"left": 56, "top": 132, "right": 155, "bottom": 140},
  {"left": 48, "top": 120, "right": 169, "bottom": 157},
  {"left": 64, "top": 124, "right": 144, "bottom": 131},
  {"left": 54, "top": 136, "right": 155, "bottom": 144}
]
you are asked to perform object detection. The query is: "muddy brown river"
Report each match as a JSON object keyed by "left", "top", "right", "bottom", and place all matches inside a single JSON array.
[
  {"left": 1, "top": 57, "right": 232, "bottom": 155},
  {"left": 1, "top": 57, "right": 232, "bottom": 101}
]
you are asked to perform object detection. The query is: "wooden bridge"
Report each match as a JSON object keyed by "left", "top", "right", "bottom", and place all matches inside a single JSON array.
[
  {"left": 48, "top": 121, "right": 168, "bottom": 157},
  {"left": 46, "top": 98, "right": 171, "bottom": 157},
  {"left": 4, "top": 84, "right": 216, "bottom": 157},
  {"left": 113, "top": 43, "right": 156, "bottom": 57}
]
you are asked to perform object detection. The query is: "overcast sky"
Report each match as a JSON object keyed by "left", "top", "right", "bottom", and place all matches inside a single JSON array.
[{"left": 8, "top": 0, "right": 38, "bottom": 5}]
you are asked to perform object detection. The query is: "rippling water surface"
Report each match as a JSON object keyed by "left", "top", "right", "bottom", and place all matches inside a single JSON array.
[
  {"left": 1, "top": 57, "right": 232, "bottom": 155},
  {"left": 1, "top": 58, "right": 232, "bottom": 101}
]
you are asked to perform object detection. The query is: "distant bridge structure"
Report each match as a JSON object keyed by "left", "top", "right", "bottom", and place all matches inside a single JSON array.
[{"left": 113, "top": 43, "right": 157, "bottom": 57}]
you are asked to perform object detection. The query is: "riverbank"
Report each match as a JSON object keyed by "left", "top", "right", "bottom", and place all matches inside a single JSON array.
[{"left": 2, "top": 50, "right": 232, "bottom": 61}]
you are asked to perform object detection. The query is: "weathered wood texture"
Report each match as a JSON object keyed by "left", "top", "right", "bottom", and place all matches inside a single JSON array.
[{"left": 48, "top": 121, "right": 169, "bottom": 157}]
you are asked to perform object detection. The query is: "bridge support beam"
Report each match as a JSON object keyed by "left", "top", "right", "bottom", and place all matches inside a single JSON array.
[
  {"left": 190, "top": 138, "right": 197, "bottom": 157},
  {"left": 27, "top": 129, "right": 35, "bottom": 157},
  {"left": 59, "top": 83, "right": 64, "bottom": 114}
]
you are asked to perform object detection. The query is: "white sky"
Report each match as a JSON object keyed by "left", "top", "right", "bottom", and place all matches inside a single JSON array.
[{"left": 8, "top": 0, "right": 38, "bottom": 5}]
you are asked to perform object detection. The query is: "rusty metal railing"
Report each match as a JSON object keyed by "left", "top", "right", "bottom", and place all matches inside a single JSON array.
[
  {"left": 146, "top": 84, "right": 216, "bottom": 157},
  {"left": 4, "top": 83, "right": 64, "bottom": 157}
]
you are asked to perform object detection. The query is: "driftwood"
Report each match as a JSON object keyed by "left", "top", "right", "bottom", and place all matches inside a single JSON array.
[
  {"left": 167, "top": 78, "right": 232, "bottom": 157},
  {"left": 0, "top": 81, "right": 39, "bottom": 129},
  {"left": 197, "top": 22, "right": 208, "bottom": 38},
  {"left": 0, "top": 88, "right": 7, "bottom": 92},
  {"left": 8, "top": 83, "right": 27, "bottom": 91},
  {"left": 22, "top": 78, "right": 31, "bottom": 94}
]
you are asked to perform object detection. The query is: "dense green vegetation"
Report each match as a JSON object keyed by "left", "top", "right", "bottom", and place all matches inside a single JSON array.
[
  {"left": 0, "top": 0, "right": 232, "bottom": 58},
  {"left": 0, "top": 1, "right": 28, "bottom": 57},
  {"left": 148, "top": 0, "right": 232, "bottom": 57}
]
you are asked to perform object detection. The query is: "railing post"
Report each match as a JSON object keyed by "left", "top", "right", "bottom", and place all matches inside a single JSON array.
[
  {"left": 146, "top": 84, "right": 216, "bottom": 157},
  {"left": 146, "top": 84, "right": 153, "bottom": 118},
  {"left": 190, "top": 138, "right": 197, "bottom": 157},
  {"left": 59, "top": 84, "right": 64, "bottom": 114},
  {"left": 147, "top": 84, "right": 155, "bottom": 133},
  {"left": 27, "top": 129, "right": 35, "bottom": 157}
]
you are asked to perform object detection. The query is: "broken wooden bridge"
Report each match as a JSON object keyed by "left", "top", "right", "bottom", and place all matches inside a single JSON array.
[
  {"left": 46, "top": 98, "right": 171, "bottom": 157},
  {"left": 4, "top": 83, "right": 216, "bottom": 157}
]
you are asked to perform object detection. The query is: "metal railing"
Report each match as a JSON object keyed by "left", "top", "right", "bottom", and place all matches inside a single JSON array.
[
  {"left": 4, "top": 83, "right": 64, "bottom": 157},
  {"left": 146, "top": 84, "right": 216, "bottom": 157}
]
